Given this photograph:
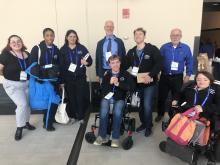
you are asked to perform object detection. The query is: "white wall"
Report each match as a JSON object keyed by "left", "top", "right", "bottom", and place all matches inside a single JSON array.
[{"left": 0, "top": 0, "right": 203, "bottom": 81}]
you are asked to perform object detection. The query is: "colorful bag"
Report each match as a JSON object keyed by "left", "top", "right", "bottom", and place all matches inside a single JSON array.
[{"left": 165, "top": 108, "right": 199, "bottom": 145}]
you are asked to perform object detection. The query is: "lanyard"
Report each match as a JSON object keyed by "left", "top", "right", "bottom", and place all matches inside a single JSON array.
[
  {"left": 69, "top": 47, "right": 78, "bottom": 65},
  {"left": 14, "top": 52, "right": 26, "bottom": 70},
  {"left": 134, "top": 52, "right": 144, "bottom": 67},
  {"left": 172, "top": 46, "right": 176, "bottom": 61},
  {"left": 45, "top": 47, "right": 55, "bottom": 65},
  {"left": 193, "top": 86, "right": 210, "bottom": 107}
]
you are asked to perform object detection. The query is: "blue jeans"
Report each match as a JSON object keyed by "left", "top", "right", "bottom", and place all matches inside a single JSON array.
[
  {"left": 138, "top": 85, "right": 156, "bottom": 130},
  {"left": 98, "top": 98, "right": 125, "bottom": 139}
]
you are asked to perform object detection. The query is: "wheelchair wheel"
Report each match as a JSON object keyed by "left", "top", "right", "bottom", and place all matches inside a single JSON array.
[
  {"left": 122, "top": 136, "right": 133, "bottom": 150},
  {"left": 85, "top": 132, "right": 96, "bottom": 144},
  {"left": 215, "top": 138, "right": 220, "bottom": 162}
]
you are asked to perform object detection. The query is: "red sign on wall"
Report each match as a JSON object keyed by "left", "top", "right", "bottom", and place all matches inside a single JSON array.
[{"left": 122, "top": 8, "right": 130, "bottom": 19}]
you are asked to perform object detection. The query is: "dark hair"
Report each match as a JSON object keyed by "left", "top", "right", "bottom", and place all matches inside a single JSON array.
[
  {"left": 2, "top": 35, "right": 27, "bottom": 53},
  {"left": 108, "top": 55, "right": 121, "bottom": 63},
  {"left": 65, "top": 29, "right": 79, "bottom": 45},
  {"left": 134, "top": 27, "right": 146, "bottom": 36},
  {"left": 195, "top": 71, "right": 214, "bottom": 84},
  {"left": 43, "top": 28, "right": 55, "bottom": 37}
]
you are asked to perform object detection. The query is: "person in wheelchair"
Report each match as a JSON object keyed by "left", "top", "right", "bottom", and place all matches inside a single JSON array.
[
  {"left": 93, "top": 55, "right": 135, "bottom": 148},
  {"left": 160, "top": 71, "right": 220, "bottom": 164}
]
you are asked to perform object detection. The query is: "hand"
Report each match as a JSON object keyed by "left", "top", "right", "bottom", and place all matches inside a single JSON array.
[
  {"left": 194, "top": 105, "right": 203, "bottom": 113},
  {"left": 110, "top": 77, "right": 118, "bottom": 85},
  {"left": 143, "top": 73, "right": 153, "bottom": 84},
  {"left": 183, "top": 75, "right": 190, "bottom": 84},
  {"left": 172, "top": 100, "right": 178, "bottom": 108},
  {"left": 59, "top": 84, "right": 64, "bottom": 90},
  {"left": 96, "top": 76, "right": 100, "bottom": 83},
  {"left": 81, "top": 59, "right": 88, "bottom": 66}
]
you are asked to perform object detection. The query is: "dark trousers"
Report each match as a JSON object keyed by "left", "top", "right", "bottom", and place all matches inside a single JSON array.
[
  {"left": 65, "top": 78, "right": 88, "bottom": 120},
  {"left": 43, "top": 103, "right": 58, "bottom": 128},
  {"left": 157, "top": 74, "right": 183, "bottom": 117}
]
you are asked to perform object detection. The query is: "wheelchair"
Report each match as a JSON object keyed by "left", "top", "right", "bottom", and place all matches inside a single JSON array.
[
  {"left": 85, "top": 93, "right": 136, "bottom": 150},
  {"left": 161, "top": 106, "right": 220, "bottom": 165}
]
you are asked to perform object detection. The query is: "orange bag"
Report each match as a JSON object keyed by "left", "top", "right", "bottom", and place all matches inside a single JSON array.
[{"left": 165, "top": 108, "right": 198, "bottom": 145}]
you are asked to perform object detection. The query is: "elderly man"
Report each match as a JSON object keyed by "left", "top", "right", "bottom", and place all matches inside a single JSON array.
[
  {"left": 95, "top": 20, "right": 126, "bottom": 81},
  {"left": 155, "top": 28, "right": 193, "bottom": 122}
]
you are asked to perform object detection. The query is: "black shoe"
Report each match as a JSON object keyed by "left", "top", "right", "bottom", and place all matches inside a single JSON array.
[
  {"left": 24, "top": 122, "right": 36, "bottom": 130},
  {"left": 155, "top": 115, "right": 163, "bottom": 122},
  {"left": 159, "top": 141, "right": 166, "bottom": 152},
  {"left": 136, "top": 124, "right": 146, "bottom": 133},
  {"left": 145, "top": 128, "right": 152, "bottom": 137},
  {"left": 15, "top": 127, "right": 23, "bottom": 141},
  {"left": 46, "top": 126, "right": 55, "bottom": 131}
]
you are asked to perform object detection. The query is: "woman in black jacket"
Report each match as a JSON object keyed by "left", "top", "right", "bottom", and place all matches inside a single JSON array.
[
  {"left": 93, "top": 55, "right": 135, "bottom": 148},
  {"left": 30, "top": 28, "right": 60, "bottom": 131},
  {"left": 59, "top": 30, "right": 92, "bottom": 124}
]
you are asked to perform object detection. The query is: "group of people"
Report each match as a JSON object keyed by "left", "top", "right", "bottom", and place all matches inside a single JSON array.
[{"left": 0, "top": 20, "right": 219, "bottom": 151}]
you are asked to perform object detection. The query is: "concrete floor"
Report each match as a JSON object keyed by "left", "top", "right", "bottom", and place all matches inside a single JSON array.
[
  {"left": 0, "top": 115, "right": 79, "bottom": 165},
  {"left": 78, "top": 113, "right": 220, "bottom": 165}
]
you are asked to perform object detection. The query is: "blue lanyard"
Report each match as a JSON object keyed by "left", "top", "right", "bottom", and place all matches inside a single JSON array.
[
  {"left": 14, "top": 52, "right": 26, "bottom": 70},
  {"left": 45, "top": 47, "right": 55, "bottom": 65},
  {"left": 193, "top": 86, "right": 210, "bottom": 107},
  {"left": 69, "top": 48, "right": 78, "bottom": 65},
  {"left": 134, "top": 52, "right": 144, "bottom": 67}
]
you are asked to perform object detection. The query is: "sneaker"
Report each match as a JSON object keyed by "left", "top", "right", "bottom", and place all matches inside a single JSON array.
[
  {"left": 136, "top": 124, "right": 146, "bottom": 133},
  {"left": 15, "top": 127, "right": 23, "bottom": 141},
  {"left": 155, "top": 115, "right": 163, "bottom": 122},
  {"left": 93, "top": 136, "right": 108, "bottom": 146},
  {"left": 69, "top": 118, "right": 77, "bottom": 124},
  {"left": 23, "top": 122, "right": 36, "bottom": 130},
  {"left": 111, "top": 139, "right": 119, "bottom": 148},
  {"left": 145, "top": 128, "right": 152, "bottom": 137},
  {"left": 78, "top": 120, "right": 84, "bottom": 125}
]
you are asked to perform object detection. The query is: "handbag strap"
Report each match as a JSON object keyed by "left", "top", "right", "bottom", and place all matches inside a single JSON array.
[
  {"left": 36, "top": 45, "right": 41, "bottom": 65},
  {"left": 61, "top": 87, "right": 65, "bottom": 104}
]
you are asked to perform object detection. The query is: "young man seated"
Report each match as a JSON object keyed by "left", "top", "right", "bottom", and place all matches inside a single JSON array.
[{"left": 93, "top": 55, "right": 134, "bottom": 148}]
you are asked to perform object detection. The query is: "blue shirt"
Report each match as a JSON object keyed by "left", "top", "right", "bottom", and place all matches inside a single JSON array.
[
  {"left": 102, "top": 35, "right": 118, "bottom": 69},
  {"left": 160, "top": 42, "right": 193, "bottom": 76}
]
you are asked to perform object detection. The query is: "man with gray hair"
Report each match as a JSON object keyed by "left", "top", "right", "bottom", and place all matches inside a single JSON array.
[
  {"left": 95, "top": 20, "right": 126, "bottom": 82},
  {"left": 155, "top": 28, "right": 193, "bottom": 122}
]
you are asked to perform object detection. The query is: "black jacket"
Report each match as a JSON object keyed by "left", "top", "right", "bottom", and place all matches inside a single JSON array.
[
  {"left": 101, "top": 70, "right": 135, "bottom": 101},
  {"left": 59, "top": 43, "right": 92, "bottom": 83},
  {"left": 95, "top": 36, "right": 126, "bottom": 77},
  {"left": 178, "top": 82, "right": 220, "bottom": 120},
  {"left": 124, "top": 43, "right": 163, "bottom": 87}
]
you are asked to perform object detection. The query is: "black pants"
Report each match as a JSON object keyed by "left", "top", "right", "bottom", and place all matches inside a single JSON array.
[
  {"left": 157, "top": 74, "right": 183, "bottom": 117},
  {"left": 43, "top": 103, "right": 58, "bottom": 128},
  {"left": 65, "top": 78, "right": 88, "bottom": 120}
]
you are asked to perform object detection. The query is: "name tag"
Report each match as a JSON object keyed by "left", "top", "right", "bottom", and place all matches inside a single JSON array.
[
  {"left": 131, "top": 67, "right": 139, "bottom": 76},
  {"left": 104, "top": 92, "right": 114, "bottom": 100},
  {"left": 105, "top": 52, "right": 112, "bottom": 61},
  {"left": 68, "top": 63, "right": 77, "bottom": 73},
  {"left": 171, "top": 61, "right": 179, "bottom": 71},
  {"left": 44, "top": 64, "right": 53, "bottom": 69},
  {"left": 20, "top": 71, "right": 27, "bottom": 81}
]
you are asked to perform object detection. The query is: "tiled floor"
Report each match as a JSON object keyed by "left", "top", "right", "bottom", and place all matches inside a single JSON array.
[
  {"left": 78, "top": 113, "right": 220, "bottom": 165},
  {"left": 0, "top": 115, "right": 79, "bottom": 165}
]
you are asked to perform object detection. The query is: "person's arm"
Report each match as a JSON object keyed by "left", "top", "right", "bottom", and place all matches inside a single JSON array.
[
  {"left": 95, "top": 42, "right": 100, "bottom": 77},
  {"left": 81, "top": 46, "right": 92, "bottom": 67},
  {"left": 184, "top": 46, "right": 193, "bottom": 83},
  {"left": 29, "top": 46, "right": 39, "bottom": 64},
  {"left": 123, "top": 50, "right": 133, "bottom": 71},
  {"left": 148, "top": 46, "right": 163, "bottom": 78}
]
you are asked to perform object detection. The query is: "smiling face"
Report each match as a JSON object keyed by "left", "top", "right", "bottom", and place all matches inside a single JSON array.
[
  {"left": 104, "top": 21, "right": 114, "bottom": 36},
  {"left": 9, "top": 36, "right": 23, "bottom": 52},
  {"left": 67, "top": 32, "right": 77, "bottom": 45},
  {"left": 134, "top": 30, "right": 145, "bottom": 44},
  {"left": 170, "top": 29, "right": 182, "bottom": 46},
  {"left": 109, "top": 58, "right": 121, "bottom": 73},
  {"left": 196, "top": 73, "right": 210, "bottom": 89},
  {"left": 44, "top": 30, "right": 55, "bottom": 46}
]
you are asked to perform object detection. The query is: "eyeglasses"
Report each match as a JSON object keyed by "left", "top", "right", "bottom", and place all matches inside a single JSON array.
[{"left": 10, "top": 40, "right": 22, "bottom": 45}]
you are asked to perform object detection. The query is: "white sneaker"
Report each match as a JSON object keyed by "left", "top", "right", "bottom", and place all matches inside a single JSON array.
[
  {"left": 93, "top": 136, "right": 108, "bottom": 146},
  {"left": 78, "top": 120, "right": 84, "bottom": 125},
  {"left": 111, "top": 139, "right": 119, "bottom": 148}
]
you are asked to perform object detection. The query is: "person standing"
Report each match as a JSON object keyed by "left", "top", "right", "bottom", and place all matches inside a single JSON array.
[
  {"left": 0, "top": 35, "right": 35, "bottom": 140},
  {"left": 155, "top": 28, "right": 193, "bottom": 122},
  {"left": 59, "top": 30, "right": 92, "bottom": 124},
  {"left": 95, "top": 20, "right": 126, "bottom": 82},
  {"left": 125, "top": 28, "right": 163, "bottom": 137}
]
